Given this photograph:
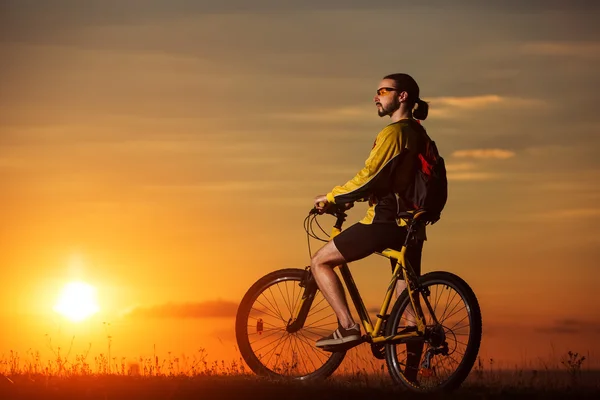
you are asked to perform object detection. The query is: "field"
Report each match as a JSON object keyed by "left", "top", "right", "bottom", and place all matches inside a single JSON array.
[
  {"left": 1, "top": 372, "right": 599, "bottom": 400},
  {"left": 1, "top": 348, "right": 599, "bottom": 399},
  {"left": 2, "top": 370, "right": 600, "bottom": 400}
]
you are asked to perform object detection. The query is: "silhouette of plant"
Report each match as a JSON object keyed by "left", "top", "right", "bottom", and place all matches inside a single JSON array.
[{"left": 560, "top": 350, "right": 586, "bottom": 385}]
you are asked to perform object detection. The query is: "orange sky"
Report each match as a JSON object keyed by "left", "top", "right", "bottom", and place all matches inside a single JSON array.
[{"left": 1, "top": 1, "right": 600, "bottom": 370}]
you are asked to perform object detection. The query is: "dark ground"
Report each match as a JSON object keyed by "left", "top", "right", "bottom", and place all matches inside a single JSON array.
[{"left": 1, "top": 374, "right": 600, "bottom": 400}]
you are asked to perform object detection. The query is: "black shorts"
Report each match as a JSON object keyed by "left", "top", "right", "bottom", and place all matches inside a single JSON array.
[{"left": 333, "top": 222, "right": 424, "bottom": 278}]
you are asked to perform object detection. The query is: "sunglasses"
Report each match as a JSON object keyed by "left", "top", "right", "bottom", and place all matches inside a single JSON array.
[{"left": 376, "top": 87, "right": 398, "bottom": 96}]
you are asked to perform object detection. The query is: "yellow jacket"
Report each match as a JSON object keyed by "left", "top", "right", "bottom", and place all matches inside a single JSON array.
[{"left": 326, "top": 118, "right": 427, "bottom": 236}]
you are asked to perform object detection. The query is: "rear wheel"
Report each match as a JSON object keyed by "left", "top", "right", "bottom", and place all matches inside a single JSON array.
[
  {"left": 235, "top": 268, "right": 346, "bottom": 380},
  {"left": 385, "top": 271, "right": 482, "bottom": 392}
]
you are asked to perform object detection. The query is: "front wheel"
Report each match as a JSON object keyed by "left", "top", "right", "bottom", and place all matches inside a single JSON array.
[
  {"left": 385, "top": 271, "right": 482, "bottom": 392},
  {"left": 235, "top": 268, "right": 346, "bottom": 381}
]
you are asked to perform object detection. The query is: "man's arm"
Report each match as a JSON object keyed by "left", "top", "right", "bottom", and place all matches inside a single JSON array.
[{"left": 326, "top": 127, "right": 404, "bottom": 205}]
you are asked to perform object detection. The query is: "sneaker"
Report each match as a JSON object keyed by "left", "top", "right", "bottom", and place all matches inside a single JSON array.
[{"left": 315, "top": 323, "right": 361, "bottom": 348}]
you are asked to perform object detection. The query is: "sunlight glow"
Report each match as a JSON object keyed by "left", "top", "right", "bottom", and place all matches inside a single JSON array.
[{"left": 53, "top": 282, "right": 100, "bottom": 322}]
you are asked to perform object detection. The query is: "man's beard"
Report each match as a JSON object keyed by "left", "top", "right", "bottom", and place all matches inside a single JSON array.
[{"left": 376, "top": 100, "right": 400, "bottom": 117}]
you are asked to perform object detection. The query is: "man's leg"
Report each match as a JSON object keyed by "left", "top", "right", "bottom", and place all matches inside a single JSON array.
[
  {"left": 395, "top": 280, "right": 412, "bottom": 321},
  {"left": 310, "top": 222, "right": 406, "bottom": 346},
  {"left": 393, "top": 238, "right": 424, "bottom": 325},
  {"left": 401, "top": 239, "right": 425, "bottom": 383},
  {"left": 399, "top": 274, "right": 423, "bottom": 382},
  {"left": 310, "top": 239, "right": 355, "bottom": 329}
]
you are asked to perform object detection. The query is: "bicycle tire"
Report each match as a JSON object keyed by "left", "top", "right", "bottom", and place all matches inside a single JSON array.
[
  {"left": 385, "top": 271, "right": 482, "bottom": 392},
  {"left": 236, "top": 268, "right": 346, "bottom": 381}
]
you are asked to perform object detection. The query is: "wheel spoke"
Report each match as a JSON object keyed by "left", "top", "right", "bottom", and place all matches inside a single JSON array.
[
  {"left": 449, "top": 323, "right": 471, "bottom": 332},
  {"left": 450, "top": 338, "right": 469, "bottom": 347},
  {"left": 304, "top": 321, "right": 338, "bottom": 330},
  {"left": 438, "top": 290, "right": 459, "bottom": 322},
  {"left": 252, "top": 330, "right": 288, "bottom": 353},
  {"left": 433, "top": 285, "right": 442, "bottom": 316},
  {"left": 249, "top": 328, "right": 286, "bottom": 345},
  {"left": 306, "top": 312, "right": 337, "bottom": 328},
  {"left": 289, "top": 334, "right": 309, "bottom": 374},
  {"left": 252, "top": 301, "right": 283, "bottom": 321},
  {"left": 444, "top": 303, "right": 467, "bottom": 324},
  {"left": 263, "top": 333, "right": 291, "bottom": 367},
  {"left": 295, "top": 332, "right": 320, "bottom": 371},
  {"left": 440, "top": 292, "right": 460, "bottom": 322},
  {"left": 248, "top": 316, "right": 280, "bottom": 329},
  {"left": 285, "top": 281, "right": 294, "bottom": 318},
  {"left": 277, "top": 282, "right": 292, "bottom": 316},
  {"left": 307, "top": 297, "right": 330, "bottom": 318},
  {"left": 247, "top": 325, "right": 281, "bottom": 335},
  {"left": 447, "top": 313, "right": 469, "bottom": 331},
  {"left": 298, "top": 331, "right": 329, "bottom": 364},
  {"left": 266, "top": 287, "right": 287, "bottom": 321},
  {"left": 289, "top": 281, "right": 298, "bottom": 320}
]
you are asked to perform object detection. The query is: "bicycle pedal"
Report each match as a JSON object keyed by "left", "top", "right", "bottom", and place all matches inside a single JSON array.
[{"left": 319, "top": 338, "right": 365, "bottom": 353}]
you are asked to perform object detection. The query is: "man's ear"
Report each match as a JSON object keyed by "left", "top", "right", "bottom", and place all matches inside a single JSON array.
[{"left": 398, "top": 91, "right": 409, "bottom": 102}]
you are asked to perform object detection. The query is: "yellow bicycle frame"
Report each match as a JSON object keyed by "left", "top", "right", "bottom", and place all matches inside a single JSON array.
[
  {"left": 289, "top": 212, "right": 428, "bottom": 345},
  {"left": 329, "top": 225, "right": 426, "bottom": 344}
]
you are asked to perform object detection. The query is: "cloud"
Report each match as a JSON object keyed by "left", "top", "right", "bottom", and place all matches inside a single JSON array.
[
  {"left": 430, "top": 95, "right": 504, "bottom": 109},
  {"left": 452, "top": 149, "right": 516, "bottom": 159},
  {"left": 427, "top": 95, "right": 547, "bottom": 119},
  {"left": 445, "top": 151, "right": 511, "bottom": 179},
  {"left": 444, "top": 162, "right": 502, "bottom": 181},
  {"left": 125, "top": 299, "right": 238, "bottom": 319},
  {"left": 521, "top": 41, "right": 600, "bottom": 58},
  {"left": 444, "top": 162, "right": 476, "bottom": 172},
  {"left": 447, "top": 172, "right": 500, "bottom": 181},
  {"left": 534, "top": 318, "right": 600, "bottom": 335}
]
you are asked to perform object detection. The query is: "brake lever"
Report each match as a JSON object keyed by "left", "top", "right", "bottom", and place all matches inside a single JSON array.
[{"left": 309, "top": 203, "right": 349, "bottom": 217}]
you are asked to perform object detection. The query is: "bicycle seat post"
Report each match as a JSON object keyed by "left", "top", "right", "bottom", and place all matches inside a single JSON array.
[{"left": 403, "top": 221, "right": 417, "bottom": 248}]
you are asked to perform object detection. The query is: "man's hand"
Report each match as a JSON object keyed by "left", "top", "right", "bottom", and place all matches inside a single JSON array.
[{"left": 314, "top": 194, "right": 329, "bottom": 213}]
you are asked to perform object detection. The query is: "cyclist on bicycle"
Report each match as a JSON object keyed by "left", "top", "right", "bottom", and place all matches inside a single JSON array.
[{"left": 312, "top": 73, "right": 431, "bottom": 349}]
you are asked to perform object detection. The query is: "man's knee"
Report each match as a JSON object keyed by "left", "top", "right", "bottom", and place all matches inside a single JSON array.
[
  {"left": 311, "top": 249, "right": 332, "bottom": 271},
  {"left": 311, "top": 242, "right": 344, "bottom": 270}
]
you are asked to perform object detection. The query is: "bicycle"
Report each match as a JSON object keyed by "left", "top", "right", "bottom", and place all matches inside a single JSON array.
[{"left": 235, "top": 204, "right": 482, "bottom": 392}]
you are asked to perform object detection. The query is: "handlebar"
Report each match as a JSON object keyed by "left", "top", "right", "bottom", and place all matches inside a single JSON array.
[
  {"left": 309, "top": 202, "right": 350, "bottom": 218},
  {"left": 310, "top": 206, "right": 431, "bottom": 224},
  {"left": 309, "top": 203, "right": 349, "bottom": 232}
]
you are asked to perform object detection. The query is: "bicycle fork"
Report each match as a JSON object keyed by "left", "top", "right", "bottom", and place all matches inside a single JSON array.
[{"left": 285, "top": 267, "right": 318, "bottom": 333}]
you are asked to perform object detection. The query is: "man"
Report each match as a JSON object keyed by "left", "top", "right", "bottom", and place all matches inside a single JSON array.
[{"left": 311, "top": 73, "right": 430, "bottom": 348}]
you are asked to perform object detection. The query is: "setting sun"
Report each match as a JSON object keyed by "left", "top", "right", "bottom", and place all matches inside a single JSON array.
[{"left": 53, "top": 282, "right": 100, "bottom": 322}]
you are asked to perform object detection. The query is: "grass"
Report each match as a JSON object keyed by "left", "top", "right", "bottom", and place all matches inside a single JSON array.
[{"left": 1, "top": 344, "right": 599, "bottom": 399}]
